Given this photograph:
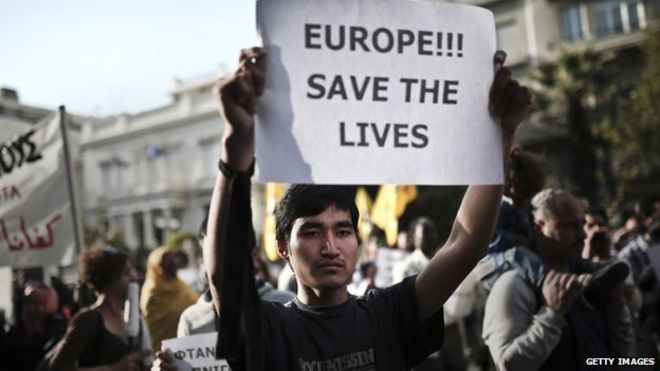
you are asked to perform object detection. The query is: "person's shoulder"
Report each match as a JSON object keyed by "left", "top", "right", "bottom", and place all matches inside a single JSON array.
[
  {"left": 71, "top": 307, "right": 101, "bottom": 323},
  {"left": 360, "top": 275, "right": 417, "bottom": 306},
  {"left": 260, "top": 298, "right": 300, "bottom": 326},
  {"left": 259, "top": 282, "right": 296, "bottom": 303},
  {"left": 180, "top": 300, "right": 214, "bottom": 319},
  {"left": 261, "top": 297, "right": 294, "bottom": 313},
  {"left": 178, "top": 300, "right": 215, "bottom": 336},
  {"left": 491, "top": 270, "right": 532, "bottom": 296},
  {"left": 624, "top": 235, "right": 648, "bottom": 251},
  {"left": 65, "top": 307, "right": 103, "bottom": 335}
]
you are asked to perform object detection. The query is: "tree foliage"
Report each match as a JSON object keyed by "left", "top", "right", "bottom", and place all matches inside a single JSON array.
[
  {"left": 596, "top": 29, "right": 660, "bottom": 204},
  {"left": 531, "top": 44, "right": 642, "bottom": 206}
]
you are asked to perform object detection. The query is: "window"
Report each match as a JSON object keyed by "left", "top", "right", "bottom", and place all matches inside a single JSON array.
[
  {"left": 625, "top": 0, "right": 644, "bottom": 30},
  {"left": 101, "top": 163, "right": 112, "bottom": 193},
  {"left": 135, "top": 155, "right": 145, "bottom": 189},
  {"left": 145, "top": 144, "right": 167, "bottom": 187},
  {"left": 496, "top": 21, "right": 526, "bottom": 62},
  {"left": 593, "top": 0, "right": 646, "bottom": 37},
  {"left": 100, "top": 157, "right": 127, "bottom": 193},
  {"left": 594, "top": 0, "right": 623, "bottom": 36},
  {"left": 561, "top": 5, "right": 586, "bottom": 41}
]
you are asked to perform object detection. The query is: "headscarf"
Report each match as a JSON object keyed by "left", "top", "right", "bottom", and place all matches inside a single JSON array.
[{"left": 140, "top": 246, "right": 199, "bottom": 350}]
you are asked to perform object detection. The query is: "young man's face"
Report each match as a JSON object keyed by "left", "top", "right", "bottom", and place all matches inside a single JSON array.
[{"left": 283, "top": 205, "right": 359, "bottom": 293}]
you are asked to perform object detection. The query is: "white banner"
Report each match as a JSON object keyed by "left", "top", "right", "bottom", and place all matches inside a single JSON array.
[
  {"left": 162, "top": 332, "right": 231, "bottom": 371},
  {"left": 0, "top": 113, "right": 76, "bottom": 267},
  {"left": 255, "top": 0, "right": 501, "bottom": 185}
]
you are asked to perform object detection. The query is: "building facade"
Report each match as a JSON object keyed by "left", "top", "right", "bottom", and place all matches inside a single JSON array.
[
  {"left": 80, "top": 74, "right": 266, "bottom": 252},
  {"left": 461, "top": 0, "right": 657, "bottom": 190},
  {"left": 462, "top": 0, "right": 656, "bottom": 72}
]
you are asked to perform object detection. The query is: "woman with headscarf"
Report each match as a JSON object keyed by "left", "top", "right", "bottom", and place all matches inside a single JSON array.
[{"left": 140, "top": 246, "right": 199, "bottom": 350}]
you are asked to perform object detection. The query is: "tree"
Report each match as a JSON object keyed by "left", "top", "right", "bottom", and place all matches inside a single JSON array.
[
  {"left": 597, "top": 29, "right": 660, "bottom": 205},
  {"left": 532, "top": 48, "right": 627, "bottom": 205}
]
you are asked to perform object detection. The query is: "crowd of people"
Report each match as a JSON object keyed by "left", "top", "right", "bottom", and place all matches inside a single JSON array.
[{"left": 1, "top": 46, "right": 658, "bottom": 371}]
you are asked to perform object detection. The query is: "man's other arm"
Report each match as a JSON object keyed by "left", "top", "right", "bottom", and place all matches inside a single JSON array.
[{"left": 415, "top": 52, "right": 532, "bottom": 321}]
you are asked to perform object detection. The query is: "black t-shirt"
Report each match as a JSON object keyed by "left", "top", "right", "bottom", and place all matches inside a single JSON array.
[{"left": 258, "top": 275, "right": 444, "bottom": 370}]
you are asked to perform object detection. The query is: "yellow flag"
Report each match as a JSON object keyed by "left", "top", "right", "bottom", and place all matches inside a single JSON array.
[
  {"left": 354, "top": 187, "right": 374, "bottom": 243},
  {"left": 396, "top": 185, "right": 418, "bottom": 216},
  {"left": 371, "top": 185, "right": 418, "bottom": 246},
  {"left": 263, "top": 182, "right": 285, "bottom": 261}
]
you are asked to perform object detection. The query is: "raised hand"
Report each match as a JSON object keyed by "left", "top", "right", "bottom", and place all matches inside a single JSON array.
[
  {"left": 542, "top": 270, "right": 588, "bottom": 314},
  {"left": 215, "top": 46, "right": 266, "bottom": 170},
  {"left": 150, "top": 350, "right": 179, "bottom": 371},
  {"left": 489, "top": 51, "right": 532, "bottom": 136}
]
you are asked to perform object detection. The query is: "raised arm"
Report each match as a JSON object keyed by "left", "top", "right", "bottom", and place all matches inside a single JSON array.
[
  {"left": 202, "top": 48, "right": 267, "bottom": 366},
  {"left": 203, "top": 47, "right": 265, "bottom": 315},
  {"left": 415, "top": 51, "right": 532, "bottom": 321}
]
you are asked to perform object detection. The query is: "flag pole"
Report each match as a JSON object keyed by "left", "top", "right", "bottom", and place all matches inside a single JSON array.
[{"left": 58, "top": 106, "right": 83, "bottom": 256}]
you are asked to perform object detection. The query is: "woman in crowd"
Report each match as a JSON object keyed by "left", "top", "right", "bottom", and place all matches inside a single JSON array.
[{"left": 48, "top": 247, "right": 152, "bottom": 370}]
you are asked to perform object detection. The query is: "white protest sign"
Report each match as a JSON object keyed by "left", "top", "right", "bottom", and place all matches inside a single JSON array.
[
  {"left": 161, "top": 332, "right": 231, "bottom": 371},
  {"left": 255, "top": 0, "right": 500, "bottom": 185},
  {"left": 0, "top": 114, "right": 76, "bottom": 268},
  {"left": 375, "top": 248, "right": 411, "bottom": 287}
]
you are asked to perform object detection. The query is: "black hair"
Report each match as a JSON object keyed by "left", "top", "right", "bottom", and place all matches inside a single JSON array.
[
  {"left": 586, "top": 207, "right": 608, "bottom": 223},
  {"left": 78, "top": 247, "right": 129, "bottom": 293},
  {"left": 275, "top": 185, "right": 359, "bottom": 241}
]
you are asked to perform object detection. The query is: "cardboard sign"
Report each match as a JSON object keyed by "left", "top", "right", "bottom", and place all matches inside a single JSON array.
[
  {"left": 255, "top": 0, "right": 500, "bottom": 185},
  {"left": 161, "top": 332, "right": 231, "bottom": 371}
]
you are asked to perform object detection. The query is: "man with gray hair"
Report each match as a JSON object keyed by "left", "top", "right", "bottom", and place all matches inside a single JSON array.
[{"left": 482, "top": 188, "right": 634, "bottom": 371}]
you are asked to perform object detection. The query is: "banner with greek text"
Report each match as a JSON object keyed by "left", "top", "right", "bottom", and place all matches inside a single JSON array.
[
  {"left": 255, "top": 0, "right": 501, "bottom": 185},
  {"left": 0, "top": 113, "right": 76, "bottom": 267}
]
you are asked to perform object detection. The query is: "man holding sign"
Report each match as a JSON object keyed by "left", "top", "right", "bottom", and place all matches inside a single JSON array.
[
  {"left": 192, "top": 47, "right": 530, "bottom": 371},
  {"left": 154, "top": 3, "right": 531, "bottom": 371}
]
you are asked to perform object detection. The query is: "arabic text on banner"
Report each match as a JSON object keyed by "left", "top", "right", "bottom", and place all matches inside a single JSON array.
[{"left": 0, "top": 114, "right": 76, "bottom": 268}]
